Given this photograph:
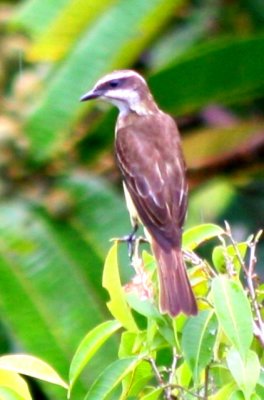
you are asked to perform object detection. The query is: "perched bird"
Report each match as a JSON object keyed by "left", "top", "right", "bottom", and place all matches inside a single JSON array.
[{"left": 81, "top": 70, "right": 197, "bottom": 317}]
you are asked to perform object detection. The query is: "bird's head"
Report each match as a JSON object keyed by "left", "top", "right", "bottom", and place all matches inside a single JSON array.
[{"left": 80, "top": 70, "right": 157, "bottom": 116}]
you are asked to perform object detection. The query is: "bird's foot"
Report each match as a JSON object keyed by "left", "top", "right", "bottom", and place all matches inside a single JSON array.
[{"left": 110, "top": 224, "right": 148, "bottom": 261}]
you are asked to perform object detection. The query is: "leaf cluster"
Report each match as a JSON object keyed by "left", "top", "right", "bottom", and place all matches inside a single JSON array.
[{"left": 66, "top": 224, "right": 264, "bottom": 400}]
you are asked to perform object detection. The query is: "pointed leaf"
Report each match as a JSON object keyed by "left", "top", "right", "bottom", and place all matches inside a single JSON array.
[
  {"left": 69, "top": 320, "right": 121, "bottom": 393},
  {"left": 211, "top": 276, "right": 253, "bottom": 359},
  {"left": 102, "top": 242, "right": 138, "bottom": 331},
  {"left": 227, "top": 348, "right": 260, "bottom": 400},
  {"left": 212, "top": 243, "right": 248, "bottom": 273},
  {"left": 84, "top": 357, "right": 139, "bottom": 400},
  {"left": 0, "top": 355, "right": 68, "bottom": 389},
  {"left": 183, "top": 224, "right": 224, "bottom": 250},
  {"left": 182, "top": 310, "right": 217, "bottom": 381},
  {"left": 120, "top": 360, "right": 153, "bottom": 399}
]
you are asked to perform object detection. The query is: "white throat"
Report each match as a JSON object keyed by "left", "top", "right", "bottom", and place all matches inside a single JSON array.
[{"left": 103, "top": 89, "right": 149, "bottom": 116}]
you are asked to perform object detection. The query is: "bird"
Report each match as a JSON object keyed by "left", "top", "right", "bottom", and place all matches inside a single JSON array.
[{"left": 80, "top": 70, "right": 197, "bottom": 317}]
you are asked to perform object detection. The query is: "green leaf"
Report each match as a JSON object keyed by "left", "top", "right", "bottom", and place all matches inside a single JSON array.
[
  {"left": 212, "top": 243, "right": 248, "bottom": 273},
  {"left": 120, "top": 360, "right": 153, "bottom": 399},
  {"left": 0, "top": 355, "right": 68, "bottom": 389},
  {"left": 183, "top": 223, "right": 224, "bottom": 251},
  {"left": 211, "top": 276, "right": 253, "bottom": 359},
  {"left": 149, "top": 35, "right": 264, "bottom": 114},
  {"left": 208, "top": 382, "right": 237, "bottom": 400},
  {"left": 175, "top": 361, "right": 192, "bottom": 388},
  {"left": 227, "top": 348, "right": 260, "bottom": 400},
  {"left": 0, "top": 370, "right": 31, "bottom": 400},
  {"left": 102, "top": 242, "right": 138, "bottom": 332},
  {"left": 0, "top": 387, "right": 26, "bottom": 400},
  {"left": 118, "top": 331, "right": 146, "bottom": 358},
  {"left": 229, "top": 390, "right": 247, "bottom": 400},
  {"left": 126, "top": 293, "right": 162, "bottom": 321},
  {"left": 69, "top": 320, "right": 122, "bottom": 395},
  {"left": 182, "top": 310, "right": 217, "bottom": 382},
  {"left": 0, "top": 175, "right": 128, "bottom": 399},
  {"left": 26, "top": 0, "right": 116, "bottom": 61},
  {"left": 84, "top": 357, "right": 139, "bottom": 400},
  {"left": 140, "top": 387, "right": 163, "bottom": 400},
  {"left": 11, "top": 0, "right": 70, "bottom": 36}
]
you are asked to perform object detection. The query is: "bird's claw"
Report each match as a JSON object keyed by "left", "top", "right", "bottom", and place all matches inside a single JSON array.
[{"left": 110, "top": 225, "right": 148, "bottom": 262}]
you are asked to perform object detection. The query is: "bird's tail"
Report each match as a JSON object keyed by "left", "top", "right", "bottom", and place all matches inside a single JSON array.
[{"left": 152, "top": 241, "right": 197, "bottom": 317}]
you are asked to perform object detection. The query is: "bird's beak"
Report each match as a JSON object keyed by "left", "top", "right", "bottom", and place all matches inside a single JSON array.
[{"left": 80, "top": 89, "right": 101, "bottom": 102}]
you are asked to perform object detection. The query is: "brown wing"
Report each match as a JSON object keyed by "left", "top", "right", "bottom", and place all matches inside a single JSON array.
[{"left": 115, "top": 112, "right": 188, "bottom": 249}]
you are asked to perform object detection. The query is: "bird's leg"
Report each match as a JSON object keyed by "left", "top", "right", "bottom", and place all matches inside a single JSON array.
[
  {"left": 127, "top": 223, "right": 149, "bottom": 261},
  {"left": 126, "top": 223, "right": 139, "bottom": 260},
  {"left": 110, "top": 223, "right": 139, "bottom": 260},
  {"left": 111, "top": 223, "right": 149, "bottom": 261}
]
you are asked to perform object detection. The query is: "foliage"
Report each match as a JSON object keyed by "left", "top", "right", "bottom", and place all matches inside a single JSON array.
[
  {"left": 64, "top": 223, "right": 263, "bottom": 399},
  {"left": 2, "top": 224, "right": 263, "bottom": 400},
  {"left": 0, "top": 0, "right": 263, "bottom": 399},
  {"left": 65, "top": 225, "right": 264, "bottom": 400},
  {"left": 0, "top": 354, "right": 67, "bottom": 400}
]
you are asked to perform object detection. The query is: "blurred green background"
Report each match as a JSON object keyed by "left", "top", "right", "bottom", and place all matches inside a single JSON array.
[{"left": 0, "top": 0, "right": 263, "bottom": 398}]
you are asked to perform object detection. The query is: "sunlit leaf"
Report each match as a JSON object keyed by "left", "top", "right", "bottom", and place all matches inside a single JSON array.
[
  {"left": 140, "top": 387, "right": 163, "bottom": 400},
  {"left": 229, "top": 390, "right": 247, "bottom": 400},
  {"left": 211, "top": 276, "right": 253, "bottom": 359},
  {"left": 176, "top": 361, "right": 192, "bottom": 388},
  {"left": 84, "top": 357, "right": 139, "bottom": 400},
  {"left": 212, "top": 243, "right": 248, "bottom": 273},
  {"left": 227, "top": 348, "right": 260, "bottom": 400},
  {"left": 27, "top": 0, "right": 116, "bottom": 61},
  {"left": 120, "top": 360, "right": 153, "bottom": 399},
  {"left": 102, "top": 242, "right": 138, "bottom": 331},
  {"left": 0, "top": 370, "right": 31, "bottom": 400},
  {"left": 182, "top": 310, "right": 217, "bottom": 382},
  {"left": 0, "top": 387, "right": 26, "bottom": 400},
  {"left": 183, "top": 223, "right": 224, "bottom": 250},
  {"left": 208, "top": 382, "right": 237, "bottom": 400},
  {"left": 0, "top": 355, "right": 68, "bottom": 389},
  {"left": 126, "top": 293, "right": 162, "bottom": 321},
  {"left": 69, "top": 320, "right": 122, "bottom": 395}
]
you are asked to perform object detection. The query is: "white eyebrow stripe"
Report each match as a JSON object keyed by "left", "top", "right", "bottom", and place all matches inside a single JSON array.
[{"left": 96, "top": 70, "right": 146, "bottom": 86}]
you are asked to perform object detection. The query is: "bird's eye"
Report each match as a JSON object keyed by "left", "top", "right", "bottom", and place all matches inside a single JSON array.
[{"left": 109, "top": 80, "right": 120, "bottom": 88}]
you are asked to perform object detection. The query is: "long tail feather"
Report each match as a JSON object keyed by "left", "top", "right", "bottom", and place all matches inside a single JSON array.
[{"left": 152, "top": 241, "right": 197, "bottom": 316}]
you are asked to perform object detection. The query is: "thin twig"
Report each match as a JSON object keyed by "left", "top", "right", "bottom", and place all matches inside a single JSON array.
[
  {"left": 147, "top": 357, "right": 164, "bottom": 387},
  {"left": 247, "top": 232, "right": 264, "bottom": 347},
  {"left": 147, "top": 357, "right": 175, "bottom": 400},
  {"left": 219, "top": 226, "right": 236, "bottom": 277},
  {"left": 204, "top": 366, "right": 209, "bottom": 399},
  {"left": 167, "top": 348, "right": 178, "bottom": 398},
  {"left": 168, "top": 384, "right": 205, "bottom": 399},
  {"left": 225, "top": 225, "right": 264, "bottom": 347}
]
